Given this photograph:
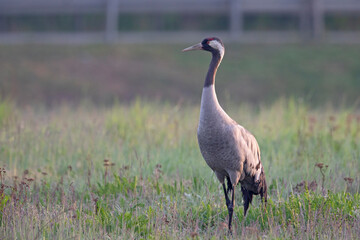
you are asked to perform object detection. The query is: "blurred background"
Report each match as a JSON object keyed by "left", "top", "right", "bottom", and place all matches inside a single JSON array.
[{"left": 0, "top": 0, "right": 360, "bottom": 107}]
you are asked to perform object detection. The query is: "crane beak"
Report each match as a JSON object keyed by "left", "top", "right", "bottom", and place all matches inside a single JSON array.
[{"left": 182, "top": 43, "right": 203, "bottom": 52}]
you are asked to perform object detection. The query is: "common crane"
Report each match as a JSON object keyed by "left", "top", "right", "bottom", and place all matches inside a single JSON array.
[{"left": 182, "top": 37, "right": 267, "bottom": 231}]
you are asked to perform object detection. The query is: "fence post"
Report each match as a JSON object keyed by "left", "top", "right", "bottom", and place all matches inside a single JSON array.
[
  {"left": 105, "top": 0, "right": 119, "bottom": 42},
  {"left": 229, "top": 0, "right": 243, "bottom": 39},
  {"left": 312, "top": 0, "right": 324, "bottom": 40},
  {"left": 300, "top": 0, "right": 312, "bottom": 40}
]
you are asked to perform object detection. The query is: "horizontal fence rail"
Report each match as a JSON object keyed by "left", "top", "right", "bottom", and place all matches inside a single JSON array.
[{"left": 0, "top": 0, "right": 360, "bottom": 43}]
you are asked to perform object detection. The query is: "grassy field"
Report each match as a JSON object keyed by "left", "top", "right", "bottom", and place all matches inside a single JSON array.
[
  {"left": 0, "top": 98, "right": 359, "bottom": 239},
  {"left": 0, "top": 43, "right": 360, "bottom": 239},
  {"left": 1, "top": 44, "right": 360, "bottom": 106}
]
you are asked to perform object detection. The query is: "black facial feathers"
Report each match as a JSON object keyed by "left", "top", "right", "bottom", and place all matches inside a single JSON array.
[{"left": 201, "top": 37, "right": 224, "bottom": 53}]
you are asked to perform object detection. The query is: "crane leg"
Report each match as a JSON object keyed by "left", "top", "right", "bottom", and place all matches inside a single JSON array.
[
  {"left": 226, "top": 176, "right": 233, "bottom": 194},
  {"left": 222, "top": 183, "right": 231, "bottom": 208},
  {"left": 222, "top": 176, "right": 233, "bottom": 208},
  {"left": 222, "top": 179, "right": 235, "bottom": 231},
  {"left": 228, "top": 183, "right": 235, "bottom": 231}
]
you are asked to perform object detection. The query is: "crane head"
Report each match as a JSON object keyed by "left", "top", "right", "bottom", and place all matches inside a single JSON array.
[{"left": 182, "top": 37, "right": 225, "bottom": 58}]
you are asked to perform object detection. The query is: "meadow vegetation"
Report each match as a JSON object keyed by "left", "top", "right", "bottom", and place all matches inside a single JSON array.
[
  {"left": 1, "top": 44, "right": 360, "bottom": 106},
  {"left": 0, "top": 42, "right": 359, "bottom": 239},
  {"left": 1, "top": 98, "right": 359, "bottom": 239}
]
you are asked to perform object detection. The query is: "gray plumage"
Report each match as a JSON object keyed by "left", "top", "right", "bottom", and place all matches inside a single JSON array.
[{"left": 183, "top": 37, "right": 267, "bottom": 231}]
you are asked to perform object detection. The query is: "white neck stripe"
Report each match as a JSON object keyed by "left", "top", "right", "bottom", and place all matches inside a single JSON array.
[{"left": 209, "top": 40, "right": 224, "bottom": 59}]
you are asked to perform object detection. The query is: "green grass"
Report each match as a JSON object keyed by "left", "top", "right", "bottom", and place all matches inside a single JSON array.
[
  {"left": 1, "top": 98, "right": 359, "bottom": 239},
  {"left": 0, "top": 44, "right": 360, "bottom": 106},
  {"left": 0, "top": 97, "right": 13, "bottom": 128}
]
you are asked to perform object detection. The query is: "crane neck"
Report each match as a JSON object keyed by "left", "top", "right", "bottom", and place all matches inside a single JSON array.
[
  {"left": 204, "top": 52, "right": 223, "bottom": 88},
  {"left": 199, "top": 50, "right": 232, "bottom": 126}
]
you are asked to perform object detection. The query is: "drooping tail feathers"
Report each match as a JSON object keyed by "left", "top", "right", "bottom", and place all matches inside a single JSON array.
[{"left": 241, "top": 167, "right": 267, "bottom": 216}]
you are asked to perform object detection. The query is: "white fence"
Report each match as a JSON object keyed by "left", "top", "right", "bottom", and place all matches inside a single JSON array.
[{"left": 0, "top": 0, "right": 360, "bottom": 43}]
